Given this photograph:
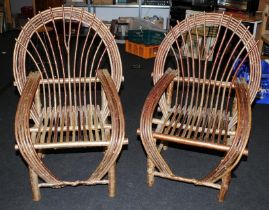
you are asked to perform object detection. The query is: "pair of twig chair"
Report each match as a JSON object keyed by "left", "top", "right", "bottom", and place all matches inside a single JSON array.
[{"left": 13, "top": 7, "right": 261, "bottom": 202}]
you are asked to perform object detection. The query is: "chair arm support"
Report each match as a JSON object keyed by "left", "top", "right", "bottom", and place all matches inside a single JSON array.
[
  {"left": 201, "top": 79, "right": 252, "bottom": 183},
  {"left": 139, "top": 69, "right": 178, "bottom": 176},
  {"left": 89, "top": 69, "right": 126, "bottom": 181},
  {"left": 15, "top": 72, "right": 61, "bottom": 185}
]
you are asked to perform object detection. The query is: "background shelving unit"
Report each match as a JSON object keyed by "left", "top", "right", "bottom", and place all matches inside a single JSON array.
[{"left": 64, "top": 0, "right": 170, "bottom": 29}]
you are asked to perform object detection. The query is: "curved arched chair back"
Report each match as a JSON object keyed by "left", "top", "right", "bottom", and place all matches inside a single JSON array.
[
  {"left": 153, "top": 13, "right": 261, "bottom": 125},
  {"left": 13, "top": 6, "right": 122, "bottom": 123}
]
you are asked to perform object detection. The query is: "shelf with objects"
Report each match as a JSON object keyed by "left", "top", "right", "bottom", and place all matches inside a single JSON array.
[
  {"left": 65, "top": 0, "right": 170, "bottom": 30},
  {"left": 170, "top": 0, "right": 262, "bottom": 37},
  {"left": 65, "top": 0, "right": 170, "bottom": 59},
  {"left": 184, "top": 9, "right": 263, "bottom": 38},
  {"left": 91, "top": 1, "right": 170, "bottom": 30}
]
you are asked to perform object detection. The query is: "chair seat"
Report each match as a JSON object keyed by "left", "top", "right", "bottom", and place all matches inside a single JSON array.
[
  {"left": 30, "top": 105, "right": 111, "bottom": 149},
  {"left": 153, "top": 105, "right": 233, "bottom": 146}
]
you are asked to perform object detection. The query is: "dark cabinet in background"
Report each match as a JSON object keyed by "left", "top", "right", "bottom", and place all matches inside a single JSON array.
[{"left": 33, "top": 0, "right": 63, "bottom": 14}]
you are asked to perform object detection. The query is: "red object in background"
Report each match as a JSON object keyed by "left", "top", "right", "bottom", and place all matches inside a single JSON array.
[{"left": 21, "top": 6, "right": 33, "bottom": 18}]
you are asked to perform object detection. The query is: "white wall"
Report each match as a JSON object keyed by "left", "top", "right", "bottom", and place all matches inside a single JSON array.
[{"left": 10, "top": 0, "right": 32, "bottom": 14}]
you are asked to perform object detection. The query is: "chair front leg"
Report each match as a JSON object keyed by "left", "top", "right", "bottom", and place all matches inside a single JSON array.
[
  {"left": 29, "top": 128, "right": 41, "bottom": 201},
  {"left": 218, "top": 172, "right": 231, "bottom": 202},
  {"left": 108, "top": 162, "right": 116, "bottom": 197},
  {"left": 29, "top": 166, "right": 41, "bottom": 201},
  {"left": 147, "top": 157, "right": 155, "bottom": 187}
]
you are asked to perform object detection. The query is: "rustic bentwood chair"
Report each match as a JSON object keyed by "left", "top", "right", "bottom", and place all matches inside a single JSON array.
[
  {"left": 13, "top": 7, "right": 127, "bottom": 201},
  {"left": 137, "top": 13, "right": 261, "bottom": 202}
]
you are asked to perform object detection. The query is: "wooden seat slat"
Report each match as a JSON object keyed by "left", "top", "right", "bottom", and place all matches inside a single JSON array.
[
  {"left": 32, "top": 105, "right": 109, "bottom": 144},
  {"left": 158, "top": 105, "right": 232, "bottom": 145}
]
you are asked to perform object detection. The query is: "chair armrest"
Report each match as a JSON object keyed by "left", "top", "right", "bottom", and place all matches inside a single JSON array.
[
  {"left": 139, "top": 69, "right": 178, "bottom": 176},
  {"left": 15, "top": 72, "right": 61, "bottom": 185},
  {"left": 89, "top": 69, "right": 126, "bottom": 180},
  {"left": 201, "top": 79, "right": 252, "bottom": 183}
]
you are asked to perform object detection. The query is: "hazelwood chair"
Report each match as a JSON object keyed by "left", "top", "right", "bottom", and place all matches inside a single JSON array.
[
  {"left": 13, "top": 6, "right": 127, "bottom": 201},
  {"left": 137, "top": 12, "right": 261, "bottom": 202}
]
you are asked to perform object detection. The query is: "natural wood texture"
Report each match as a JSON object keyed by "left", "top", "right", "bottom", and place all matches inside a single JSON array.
[
  {"left": 13, "top": 7, "right": 127, "bottom": 200},
  {"left": 218, "top": 172, "right": 231, "bottom": 202},
  {"left": 259, "top": 4, "right": 269, "bottom": 57},
  {"left": 4, "top": 0, "right": 13, "bottom": 27},
  {"left": 259, "top": 0, "right": 269, "bottom": 12},
  {"left": 108, "top": 162, "right": 116, "bottom": 197},
  {"left": 29, "top": 166, "right": 41, "bottom": 201},
  {"left": 147, "top": 158, "right": 155, "bottom": 187},
  {"left": 138, "top": 13, "right": 261, "bottom": 202}
]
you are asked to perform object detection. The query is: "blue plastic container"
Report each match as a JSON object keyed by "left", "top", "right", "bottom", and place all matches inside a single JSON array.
[{"left": 234, "top": 59, "right": 269, "bottom": 104}]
